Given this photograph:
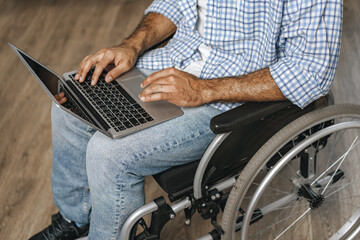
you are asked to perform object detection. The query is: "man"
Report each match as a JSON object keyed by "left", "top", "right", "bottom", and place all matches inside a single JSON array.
[{"left": 30, "top": 0, "right": 342, "bottom": 239}]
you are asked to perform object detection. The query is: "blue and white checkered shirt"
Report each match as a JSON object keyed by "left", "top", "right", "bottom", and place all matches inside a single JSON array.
[{"left": 136, "top": 0, "right": 343, "bottom": 111}]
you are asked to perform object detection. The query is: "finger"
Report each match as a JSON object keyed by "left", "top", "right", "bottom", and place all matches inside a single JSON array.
[
  {"left": 141, "top": 67, "right": 178, "bottom": 88},
  {"left": 78, "top": 54, "right": 103, "bottom": 82},
  {"left": 54, "top": 92, "right": 65, "bottom": 100},
  {"left": 57, "top": 97, "right": 67, "bottom": 105},
  {"left": 74, "top": 56, "right": 89, "bottom": 80},
  {"left": 140, "top": 83, "right": 174, "bottom": 97},
  {"left": 91, "top": 56, "right": 114, "bottom": 85},
  {"left": 105, "top": 62, "right": 134, "bottom": 83},
  {"left": 76, "top": 55, "right": 91, "bottom": 81},
  {"left": 140, "top": 92, "right": 171, "bottom": 102}
]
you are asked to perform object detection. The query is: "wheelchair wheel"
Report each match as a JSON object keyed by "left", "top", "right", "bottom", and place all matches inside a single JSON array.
[{"left": 222, "top": 104, "right": 360, "bottom": 240}]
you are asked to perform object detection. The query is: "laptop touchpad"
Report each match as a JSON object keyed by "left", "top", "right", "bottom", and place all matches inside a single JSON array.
[{"left": 120, "top": 76, "right": 145, "bottom": 98}]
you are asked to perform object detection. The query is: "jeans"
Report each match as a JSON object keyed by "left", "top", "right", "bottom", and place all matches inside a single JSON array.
[{"left": 50, "top": 77, "right": 222, "bottom": 239}]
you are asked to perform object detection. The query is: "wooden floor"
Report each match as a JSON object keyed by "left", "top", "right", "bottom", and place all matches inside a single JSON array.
[{"left": 0, "top": 0, "right": 359, "bottom": 239}]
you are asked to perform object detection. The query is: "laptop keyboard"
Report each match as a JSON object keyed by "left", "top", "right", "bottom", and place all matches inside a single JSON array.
[
  {"left": 60, "top": 86, "right": 92, "bottom": 123},
  {"left": 69, "top": 69, "right": 154, "bottom": 132}
]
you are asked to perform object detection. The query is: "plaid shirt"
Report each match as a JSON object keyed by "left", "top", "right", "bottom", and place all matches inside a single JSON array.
[{"left": 136, "top": 0, "right": 343, "bottom": 111}]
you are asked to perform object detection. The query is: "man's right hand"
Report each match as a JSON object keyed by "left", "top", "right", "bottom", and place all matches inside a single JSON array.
[
  {"left": 74, "top": 12, "right": 177, "bottom": 87},
  {"left": 74, "top": 43, "right": 139, "bottom": 86}
]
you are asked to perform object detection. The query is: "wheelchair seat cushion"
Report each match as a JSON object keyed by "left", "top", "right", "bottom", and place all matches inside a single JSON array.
[{"left": 152, "top": 160, "right": 200, "bottom": 197}]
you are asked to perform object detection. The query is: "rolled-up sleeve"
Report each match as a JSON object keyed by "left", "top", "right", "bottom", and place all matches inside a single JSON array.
[
  {"left": 270, "top": 0, "right": 343, "bottom": 108},
  {"left": 145, "top": 0, "right": 184, "bottom": 27}
]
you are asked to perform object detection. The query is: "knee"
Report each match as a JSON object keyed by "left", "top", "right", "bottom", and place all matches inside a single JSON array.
[
  {"left": 86, "top": 133, "right": 149, "bottom": 186},
  {"left": 86, "top": 134, "right": 126, "bottom": 184}
]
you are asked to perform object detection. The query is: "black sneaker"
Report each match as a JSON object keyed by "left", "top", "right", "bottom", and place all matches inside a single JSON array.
[{"left": 29, "top": 212, "right": 89, "bottom": 240}]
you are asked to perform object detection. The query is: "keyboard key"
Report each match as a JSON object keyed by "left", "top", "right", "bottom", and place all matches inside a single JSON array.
[
  {"left": 129, "top": 109, "right": 138, "bottom": 114},
  {"left": 141, "top": 113, "right": 150, "bottom": 118},
  {"left": 72, "top": 69, "right": 155, "bottom": 132},
  {"left": 138, "top": 118, "right": 147, "bottom": 124},
  {"left": 145, "top": 117, "right": 154, "bottom": 122},
  {"left": 133, "top": 103, "right": 141, "bottom": 109},
  {"left": 123, "top": 121, "right": 133, "bottom": 128},
  {"left": 114, "top": 84, "right": 136, "bottom": 104},
  {"left": 138, "top": 108, "right": 146, "bottom": 114},
  {"left": 129, "top": 118, "right": 140, "bottom": 126}
]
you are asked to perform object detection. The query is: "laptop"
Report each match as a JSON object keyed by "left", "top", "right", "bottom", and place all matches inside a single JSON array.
[{"left": 9, "top": 43, "right": 183, "bottom": 139}]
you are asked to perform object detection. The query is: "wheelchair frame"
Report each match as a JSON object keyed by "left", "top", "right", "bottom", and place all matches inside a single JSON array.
[{"left": 120, "top": 93, "right": 360, "bottom": 240}]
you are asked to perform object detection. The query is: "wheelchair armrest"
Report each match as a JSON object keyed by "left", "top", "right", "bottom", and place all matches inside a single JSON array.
[{"left": 210, "top": 101, "right": 294, "bottom": 134}]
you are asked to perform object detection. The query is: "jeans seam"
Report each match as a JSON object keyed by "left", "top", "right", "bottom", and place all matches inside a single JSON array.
[
  {"left": 111, "top": 173, "right": 123, "bottom": 240},
  {"left": 82, "top": 186, "right": 90, "bottom": 224}
]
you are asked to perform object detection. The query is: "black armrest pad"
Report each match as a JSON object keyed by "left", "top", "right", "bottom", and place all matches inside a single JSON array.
[{"left": 210, "top": 101, "right": 294, "bottom": 134}]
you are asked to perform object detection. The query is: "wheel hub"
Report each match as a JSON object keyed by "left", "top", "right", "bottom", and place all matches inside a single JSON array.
[{"left": 298, "top": 184, "right": 325, "bottom": 209}]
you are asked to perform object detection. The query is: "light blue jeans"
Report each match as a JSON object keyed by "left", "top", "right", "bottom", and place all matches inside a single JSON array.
[{"left": 50, "top": 70, "right": 222, "bottom": 239}]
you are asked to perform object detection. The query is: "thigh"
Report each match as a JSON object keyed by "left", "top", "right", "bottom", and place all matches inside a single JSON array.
[{"left": 86, "top": 105, "right": 222, "bottom": 177}]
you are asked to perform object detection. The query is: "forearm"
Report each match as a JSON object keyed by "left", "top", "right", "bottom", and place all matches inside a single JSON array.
[
  {"left": 121, "top": 12, "right": 177, "bottom": 56},
  {"left": 140, "top": 67, "right": 287, "bottom": 107},
  {"left": 200, "top": 68, "right": 287, "bottom": 103}
]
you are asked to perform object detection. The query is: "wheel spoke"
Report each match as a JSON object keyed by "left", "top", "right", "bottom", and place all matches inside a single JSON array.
[
  {"left": 248, "top": 200, "right": 303, "bottom": 239},
  {"left": 311, "top": 136, "right": 359, "bottom": 187},
  {"left": 252, "top": 182, "right": 291, "bottom": 195},
  {"left": 325, "top": 175, "right": 360, "bottom": 198},
  {"left": 325, "top": 129, "right": 345, "bottom": 171},
  {"left": 322, "top": 136, "right": 358, "bottom": 194},
  {"left": 274, "top": 208, "right": 311, "bottom": 240},
  {"left": 291, "top": 209, "right": 309, "bottom": 239},
  {"left": 325, "top": 194, "right": 360, "bottom": 201},
  {"left": 305, "top": 212, "right": 313, "bottom": 240}
]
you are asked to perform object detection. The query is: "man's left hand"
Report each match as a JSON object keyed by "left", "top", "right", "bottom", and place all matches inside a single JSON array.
[{"left": 139, "top": 67, "right": 207, "bottom": 107}]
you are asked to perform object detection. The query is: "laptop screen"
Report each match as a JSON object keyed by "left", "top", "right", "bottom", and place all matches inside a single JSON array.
[{"left": 18, "top": 50, "right": 59, "bottom": 95}]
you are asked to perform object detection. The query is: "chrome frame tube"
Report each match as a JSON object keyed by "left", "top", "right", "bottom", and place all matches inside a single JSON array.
[
  {"left": 121, "top": 172, "right": 236, "bottom": 239},
  {"left": 171, "top": 197, "right": 192, "bottom": 214},
  {"left": 209, "top": 176, "right": 236, "bottom": 192},
  {"left": 260, "top": 193, "right": 298, "bottom": 216},
  {"left": 193, "top": 132, "right": 231, "bottom": 199},
  {"left": 347, "top": 224, "right": 360, "bottom": 240},
  {"left": 196, "top": 234, "right": 215, "bottom": 240},
  {"left": 120, "top": 201, "right": 158, "bottom": 240},
  {"left": 241, "top": 121, "right": 360, "bottom": 239},
  {"left": 120, "top": 198, "right": 192, "bottom": 239}
]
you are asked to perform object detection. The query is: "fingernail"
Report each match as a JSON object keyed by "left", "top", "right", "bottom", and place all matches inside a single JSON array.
[
  {"left": 80, "top": 76, "right": 83, "bottom": 82},
  {"left": 75, "top": 73, "right": 79, "bottom": 80},
  {"left": 140, "top": 96, "right": 145, "bottom": 101},
  {"left": 105, "top": 76, "right": 112, "bottom": 82}
]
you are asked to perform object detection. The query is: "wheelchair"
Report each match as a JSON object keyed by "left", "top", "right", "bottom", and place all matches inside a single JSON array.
[{"left": 119, "top": 93, "right": 360, "bottom": 240}]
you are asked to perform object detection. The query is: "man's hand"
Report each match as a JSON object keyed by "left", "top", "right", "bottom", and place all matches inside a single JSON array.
[
  {"left": 139, "top": 68, "right": 207, "bottom": 107},
  {"left": 75, "top": 44, "right": 139, "bottom": 86},
  {"left": 139, "top": 67, "right": 287, "bottom": 107},
  {"left": 54, "top": 92, "right": 67, "bottom": 104},
  {"left": 74, "top": 12, "right": 177, "bottom": 87}
]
